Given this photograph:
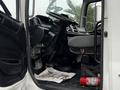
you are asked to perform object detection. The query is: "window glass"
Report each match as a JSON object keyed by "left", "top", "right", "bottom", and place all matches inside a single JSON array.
[
  {"left": 0, "top": 0, "right": 16, "bottom": 18},
  {"left": 29, "top": 0, "right": 34, "bottom": 17},
  {"left": 86, "top": 2, "right": 101, "bottom": 32},
  {"left": 32, "top": 0, "right": 83, "bottom": 23}
]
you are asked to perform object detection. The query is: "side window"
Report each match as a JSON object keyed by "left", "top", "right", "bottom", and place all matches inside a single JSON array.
[
  {"left": 29, "top": 0, "right": 35, "bottom": 17},
  {"left": 86, "top": 2, "right": 101, "bottom": 32},
  {"left": 0, "top": 0, "right": 16, "bottom": 18}
]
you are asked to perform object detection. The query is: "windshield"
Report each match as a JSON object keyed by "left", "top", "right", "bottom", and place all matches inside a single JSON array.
[{"left": 32, "top": 0, "right": 83, "bottom": 23}]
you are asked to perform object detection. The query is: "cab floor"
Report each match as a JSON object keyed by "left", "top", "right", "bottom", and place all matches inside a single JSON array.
[{"left": 37, "top": 67, "right": 99, "bottom": 90}]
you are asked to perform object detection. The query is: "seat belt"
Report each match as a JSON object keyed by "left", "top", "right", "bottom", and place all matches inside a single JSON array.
[{"left": 0, "top": 0, "right": 11, "bottom": 16}]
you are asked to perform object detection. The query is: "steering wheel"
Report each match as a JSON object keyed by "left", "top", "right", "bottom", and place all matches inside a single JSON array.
[{"left": 47, "top": 12, "right": 78, "bottom": 25}]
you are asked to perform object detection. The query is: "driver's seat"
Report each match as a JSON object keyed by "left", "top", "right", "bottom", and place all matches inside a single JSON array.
[
  {"left": 68, "top": 35, "right": 101, "bottom": 54},
  {"left": 68, "top": 21, "right": 101, "bottom": 61}
]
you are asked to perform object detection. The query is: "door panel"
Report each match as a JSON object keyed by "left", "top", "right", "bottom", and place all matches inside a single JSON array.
[{"left": 0, "top": 11, "right": 27, "bottom": 87}]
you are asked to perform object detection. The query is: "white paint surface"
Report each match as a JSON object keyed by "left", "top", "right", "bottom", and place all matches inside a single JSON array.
[{"left": 103, "top": 0, "right": 120, "bottom": 90}]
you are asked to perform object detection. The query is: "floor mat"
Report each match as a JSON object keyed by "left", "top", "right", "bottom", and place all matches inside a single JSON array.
[{"left": 37, "top": 68, "right": 99, "bottom": 90}]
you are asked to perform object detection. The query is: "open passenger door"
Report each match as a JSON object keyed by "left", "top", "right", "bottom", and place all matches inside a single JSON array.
[{"left": 0, "top": 0, "right": 27, "bottom": 87}]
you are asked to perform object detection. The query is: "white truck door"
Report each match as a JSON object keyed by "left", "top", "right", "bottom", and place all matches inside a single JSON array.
[{"left": 103, "top": 0, "right": 120, "bottom": 90}]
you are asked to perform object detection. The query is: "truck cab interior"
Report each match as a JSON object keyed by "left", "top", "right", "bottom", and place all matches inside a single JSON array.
[
  {"left": 0, "top": 0, "right": 103, "bottom": 90},
  {"left": 28, "top": 0, "right": 103, "bottom": 90}
]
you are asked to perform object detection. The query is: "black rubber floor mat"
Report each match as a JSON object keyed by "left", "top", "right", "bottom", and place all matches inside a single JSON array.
[{"left": 37, "top": 69, "right": 99, "bottom": 90}]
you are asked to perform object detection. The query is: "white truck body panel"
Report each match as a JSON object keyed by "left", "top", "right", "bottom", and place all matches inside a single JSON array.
[{"left": 103, "top": 0, "right": 120, "bottom": 90}]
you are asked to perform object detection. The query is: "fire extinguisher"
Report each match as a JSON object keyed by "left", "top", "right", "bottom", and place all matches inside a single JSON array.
[{"left": 80, "top": 77, "right": 100, "bottom": 86}]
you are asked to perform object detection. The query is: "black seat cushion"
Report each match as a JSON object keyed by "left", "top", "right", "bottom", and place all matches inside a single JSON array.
[{"left": 68, "top": 35, "right": 101, "bottom": 48}]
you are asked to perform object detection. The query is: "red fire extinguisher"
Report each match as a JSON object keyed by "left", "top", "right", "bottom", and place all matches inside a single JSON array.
[{"left": 80, "top": 77, "right": 100, "bottom": 86}]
